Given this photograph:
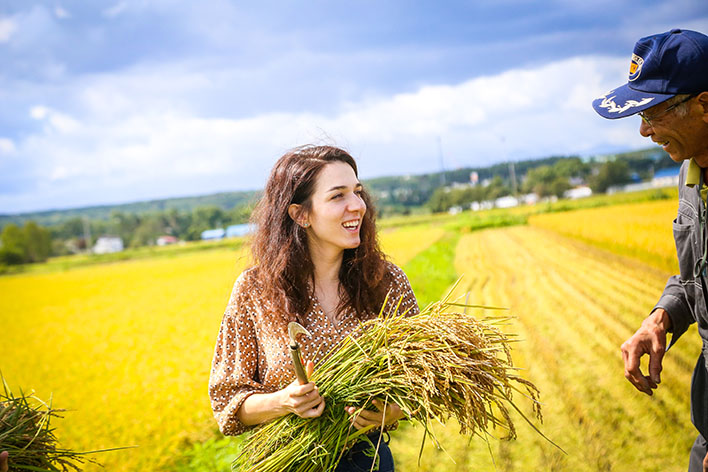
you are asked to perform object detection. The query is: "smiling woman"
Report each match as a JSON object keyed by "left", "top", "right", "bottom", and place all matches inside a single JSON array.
[{"left": 208, "top": 145, "right": 419, "bottom": 472}]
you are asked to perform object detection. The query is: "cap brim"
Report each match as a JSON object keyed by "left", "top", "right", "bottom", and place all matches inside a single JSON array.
[{"left": 592, "top": 83, "right": 675, "bottom": 119}]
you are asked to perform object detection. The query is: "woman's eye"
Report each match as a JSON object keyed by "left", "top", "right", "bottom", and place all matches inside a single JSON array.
[
  {"left": 331, "top": 193, "right": 343, "bottom": 200},
  {"left": 355, "top": 189, "right": 363, "bottom": 196}
]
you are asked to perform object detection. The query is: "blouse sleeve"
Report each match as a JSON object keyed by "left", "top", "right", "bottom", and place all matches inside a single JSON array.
[
  {"left": 383, "top": 263, "right": 420, "bottom": 317},
  {"left": 208, "top": 273, "right": 265, "bottom": 436}
]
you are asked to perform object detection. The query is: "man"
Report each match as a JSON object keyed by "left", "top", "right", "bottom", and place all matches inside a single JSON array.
[{"left": 592, "top": 29, "right": 708, "bottom": 471}]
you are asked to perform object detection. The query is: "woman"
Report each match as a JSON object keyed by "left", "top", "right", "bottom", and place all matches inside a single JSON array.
[{"left": 209, "top": 145, "right": 419, "bottom": 471}]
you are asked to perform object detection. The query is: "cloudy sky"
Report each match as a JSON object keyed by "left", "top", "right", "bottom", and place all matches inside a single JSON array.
[{"left": 1, "top": 1, "right": 707, "bottom": 214}]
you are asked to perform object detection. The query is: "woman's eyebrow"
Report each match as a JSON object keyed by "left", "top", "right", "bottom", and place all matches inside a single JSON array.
[{"left": 325, "top": 182, "right": 362, "bottom": 192}]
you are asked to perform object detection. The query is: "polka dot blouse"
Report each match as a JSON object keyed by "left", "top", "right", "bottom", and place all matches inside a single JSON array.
[{"left": 208, "top": 262, "right": 419, "bottom": 436}]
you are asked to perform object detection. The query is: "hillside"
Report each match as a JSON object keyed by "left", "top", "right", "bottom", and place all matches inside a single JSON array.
[{"left": 0, "top": 147, "right": 673, "bottom": 229}]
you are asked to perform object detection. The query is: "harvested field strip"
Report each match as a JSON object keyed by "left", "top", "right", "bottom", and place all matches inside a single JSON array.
[
  {"left": 527, "top": 228, "right": 699, "bottom": 376},
  {"left": 498, "top": 228, "right": 695, "bottom": 429},
  {"left": 391, "top": 226, "right": 697, "bottom": 471}
]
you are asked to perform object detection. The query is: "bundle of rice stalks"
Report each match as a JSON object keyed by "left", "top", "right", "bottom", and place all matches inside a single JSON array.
[
  {"left": 0, "top": 379, "right": 113, "bottom": 472},
  {"left": 233, "top": 296, "right": 549, "bottom": 472}
]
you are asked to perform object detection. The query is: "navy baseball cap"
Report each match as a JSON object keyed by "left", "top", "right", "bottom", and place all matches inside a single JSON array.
[{"left": 592, "top": 29, "right": 708, "bottom": 119}]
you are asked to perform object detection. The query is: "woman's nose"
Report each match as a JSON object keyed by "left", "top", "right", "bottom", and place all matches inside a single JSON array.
[{"left": 348, "top": 194, "right": 366, "bottom": 213}]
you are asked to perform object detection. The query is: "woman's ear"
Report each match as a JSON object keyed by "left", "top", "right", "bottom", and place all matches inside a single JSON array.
[{"left": 288, "top": 203, "right": 307, "bottom": 227}]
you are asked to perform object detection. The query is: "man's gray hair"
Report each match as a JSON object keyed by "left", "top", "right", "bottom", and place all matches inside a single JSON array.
[{"left": 667, "top": 93, "right": 693, "bottom": 117}]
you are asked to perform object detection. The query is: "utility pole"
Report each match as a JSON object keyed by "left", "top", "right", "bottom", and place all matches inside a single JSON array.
[
  {"left": 82, "top": 217, "right": 92, "bottom": 254},
  {"left": 509, "top": 162, "right": 518, "bottom": 196}
]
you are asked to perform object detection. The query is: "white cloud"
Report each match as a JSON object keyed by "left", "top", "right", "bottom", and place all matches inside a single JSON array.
[
  {"left": 103, "top": 2, "right": 128, "bottom": 18},
  {"left": 54, "top": 6, "right": 70, "bottom": 19},
  {"left": 30, "top": 105, "right": 50, "bottom": 120},
  {"left": 0, "top": 17, "right": 17, "bottom": 42},
  {"left": 3, "top": 54, "right": 652, "bottom": 212},
  {"left": 29, "top": 105, "right": 81, "bottom": 134},
  {"left": 0, "top": 138, "right": 16, "bottom": 154}
]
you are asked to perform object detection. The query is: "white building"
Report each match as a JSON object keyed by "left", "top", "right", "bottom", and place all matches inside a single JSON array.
[
  {"left": 652, "top": 167, "right": 681, "bottom": 188},
  {"left": 93, "top": 236, "right": 124, "bottom": 254},
  {"left": 564, "top": 186, "right": 593, "bottom": 199}
]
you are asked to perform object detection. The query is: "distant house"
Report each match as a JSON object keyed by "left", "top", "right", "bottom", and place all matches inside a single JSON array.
[
  {"left": 156, "top": 235, "right": 178, "bottom": 246},
  {"left": 652, "top": 166, "right": 681, "bottom": 188},
  {"left": 201, "top": 228, "right": 226, "bottom": 240},
  {"left": 94, "top": 236, "right": 123, "bottom": 254},
  {"left": 495, "top": 195, "right": 519, "bottom": 208},
  {"left": 226, "top": 224, "right": 254, "bottom": 238},
  {"left": 521, "top": 193, "right": 539, "bottom": 205},
  {"left": 564, "top": 186, "right": 593, "bottom": 200}
]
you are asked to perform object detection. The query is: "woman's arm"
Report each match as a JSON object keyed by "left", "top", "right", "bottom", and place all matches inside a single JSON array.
[{"left": 237, "top": 361, "right": 325, "bottom": 425}]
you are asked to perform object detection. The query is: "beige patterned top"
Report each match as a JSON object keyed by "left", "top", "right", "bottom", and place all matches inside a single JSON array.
[{"left": 209, "top": 262, "right": 419, "bottom": 436}]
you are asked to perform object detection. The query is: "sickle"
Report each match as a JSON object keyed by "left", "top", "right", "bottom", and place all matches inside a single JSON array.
[{"left": 287, "top": 321, "right": 312, "bottom": 384}]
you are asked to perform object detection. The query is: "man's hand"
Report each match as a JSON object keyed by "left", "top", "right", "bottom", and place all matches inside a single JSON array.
[
  {"left": 703, "top": 448, "right": 708, "bottom": 472},
  {"left": 621, "top": 308, "right": 671, "bottom": 395},
  {"left": 345, "top": 399, "right": 405, "bottom": 430}
]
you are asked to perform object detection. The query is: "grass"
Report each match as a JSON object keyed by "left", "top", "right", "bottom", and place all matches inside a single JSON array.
[{"left": 402, "top": 232, "right": 460, "bottom": 308}]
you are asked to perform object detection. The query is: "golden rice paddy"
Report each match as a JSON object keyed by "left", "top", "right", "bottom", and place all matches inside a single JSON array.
[{"left": 2, "top": 198, "right": 698, "bottom": 471}]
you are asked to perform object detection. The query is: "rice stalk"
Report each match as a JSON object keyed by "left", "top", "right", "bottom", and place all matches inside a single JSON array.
[
  {"left": 0, "top": 377, "right": 127, "bottom": 471},
  {"left": 233, "top": 295, "right": 549, "bottom": 472}
]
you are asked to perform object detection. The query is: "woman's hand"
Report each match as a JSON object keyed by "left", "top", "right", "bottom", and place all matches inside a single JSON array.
[
  {"left": 345, "top": 399, "right": 405, "bottom": 430},
  {"left": 0, "top": 450, "right": 9, "bottom": 472},
  {"left": 278, "top": 361, "right": 325, "bottom": 419}
]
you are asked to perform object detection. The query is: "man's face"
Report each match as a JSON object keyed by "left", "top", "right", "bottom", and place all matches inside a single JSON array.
[{"left": 639, "top": 94, "right": 708, "bottom": 165}]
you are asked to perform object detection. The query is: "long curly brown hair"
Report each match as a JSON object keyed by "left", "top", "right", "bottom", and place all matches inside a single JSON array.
[{"left": 250, "top": 145, "right": 391, "bottom": 326}]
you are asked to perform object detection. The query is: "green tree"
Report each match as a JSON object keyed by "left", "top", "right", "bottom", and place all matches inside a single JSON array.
[
  {"left": 524, "top": 166, "right": 571, "bottom": 198},
  {"left": 589, "top": 160, "right": 632, "bottom": 193},
  {"left": 0, "top": 223, "right": 26, "bottom": 264},
  {"left": 554, "top": 157, "right": 590, "bottom": 179},
  {"left": 0, "top": 222, "right": 52, "bottom": 264},
  {"left": 23, "top": 221, "right": 51, "bottom": 262}
]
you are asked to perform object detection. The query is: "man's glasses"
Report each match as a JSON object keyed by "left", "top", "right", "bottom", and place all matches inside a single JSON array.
[{"left": 638, "top": 93, "right": 697, "bottom": 127}]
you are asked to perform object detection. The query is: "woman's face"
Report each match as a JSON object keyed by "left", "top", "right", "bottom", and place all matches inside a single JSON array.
[{"left": 302, "top": 161, "right": 367, "bottom": 257}]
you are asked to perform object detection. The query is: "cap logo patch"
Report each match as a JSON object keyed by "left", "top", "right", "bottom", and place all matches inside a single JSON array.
[
  {"left": 597, "top": 93, "right": 655, "bottom": 114},
  {"left": 628, "top": 53, "right": 644, "bottom": 81}
]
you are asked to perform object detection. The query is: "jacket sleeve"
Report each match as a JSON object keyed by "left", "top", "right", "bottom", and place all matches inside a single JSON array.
[
  {"left": 655, "top": 161, "right": 697, "bottom": 349},
  {"left": 209, "top": 274, "right": 265, "bottom": 436},
  {"left": 654, "top": 276, "right": 694, "bottom": 349}
]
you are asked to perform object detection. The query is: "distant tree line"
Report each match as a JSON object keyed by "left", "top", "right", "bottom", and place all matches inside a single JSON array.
[
  {"left": 424, "top": 155, "right": 663, "bottom": 213},
  {"left": 0, "top": 203, "right": 254, "bottom": 266},
  {"left": 0, "top": 222, "right": 52, "bottom": 265},
  {"left": 0, "top": 148, "right": 679, "bottom": 266},
  {"left": 50, "top": 203, "right": 254, "bottom": 255}
]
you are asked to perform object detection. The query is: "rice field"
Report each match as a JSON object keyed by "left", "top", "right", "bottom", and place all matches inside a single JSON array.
[
  {"left": 529, "top": 199, "right": 678, "bottom": 273},
  {"left": 0, "top": 225, "right": 445, "bottom": 471},
  {"left": 2, "top": 197, "right": 698, "bottom": 471},
  {"left": 1, "top": 248, "right": 252, "bottom": 470}
]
